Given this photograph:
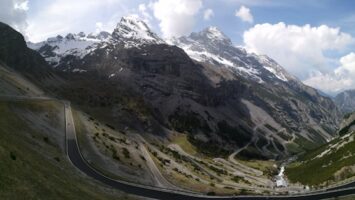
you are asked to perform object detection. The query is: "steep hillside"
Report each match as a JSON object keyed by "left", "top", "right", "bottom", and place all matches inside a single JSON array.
[
  {"left": 286, "top": 112, "right": 355, "bottom": 186},
  {"left": 0, "top": 21, "right": 136, "bottom": 199},
  {"left": 0, "top": 100, "right": 134, "bottom": 199},
  {"left": 0, "top": 63, "right": 44, "bottom": 96},
  {"left": 27, "top": 16, "right": 341, "bottom": 160}
]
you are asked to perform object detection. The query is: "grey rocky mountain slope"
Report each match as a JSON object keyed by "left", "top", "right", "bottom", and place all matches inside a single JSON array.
[
  {"left": 26, "top": 17, "right": 341, "bottom": 159},
  {"left": 335, "top": 89, "right": 355, "bottom": 114},
  {"left": 170, "top": 26, "right": 341, "bottom": 155}
]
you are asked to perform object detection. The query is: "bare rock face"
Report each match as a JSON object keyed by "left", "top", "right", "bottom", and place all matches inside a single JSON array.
[
  {"left": 24, "top": 17, "right": 341, "bottom": 159},
  {"left": 335, "top": 89, "right": 355, "bottom": 114}
]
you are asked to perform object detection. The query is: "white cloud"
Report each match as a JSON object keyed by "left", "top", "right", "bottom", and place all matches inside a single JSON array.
[
  {"left": 14, "top": 0, "right": 29, "bottom": 11},
  {"left": 304, "top": 53, "right": 355, "bottom": 94},
  {"left": 25, "top": 0, "right": 131, "bottom": 42},
  {"left": 338, "top": 52, "right": 355, "bottom": 74},
  {"left": 0, "top": 0, "right": 28, "bottom": 34},
  {"left": 203, "top": 9, "right": 214, "bottom": 20},
  {"left": 138, "top": 3, "right": 152, "bottom": 21},
  {"left": 235, "top": 5, "right": 253, "bottom": 23},
  {"left": 152, "top": 0, "right": 202, "bottom": 38},
  {"left": 243, "top": 23, "right": 353, "bottom": 79},
  {"left": 95, "top": 22, "right": 104, "bottom": 33},
  {"left": 137, "top": 3, "right": 154, "bottom": 27}
]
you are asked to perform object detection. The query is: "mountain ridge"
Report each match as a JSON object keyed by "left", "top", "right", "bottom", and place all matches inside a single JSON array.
[{"left": 16, "top": 17, "right": 342, "bottom": 159}]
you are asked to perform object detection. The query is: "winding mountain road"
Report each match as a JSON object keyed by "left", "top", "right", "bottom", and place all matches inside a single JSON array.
[
  {"left": 3, "top": 95, "right": 355, "bottom": 200},
  {"left": 63, "top": 101, "right": 355, "bottom": 199},
  {"left": 228, "top": 143, "right": 264, "bottom": 177},
  {"left": 134, "top": 134, "right": 178, "bottom": 189}
]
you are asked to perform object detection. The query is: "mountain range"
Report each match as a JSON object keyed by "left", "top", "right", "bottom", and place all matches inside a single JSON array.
[{"left": 20, "top": 15, "right": 341, "bottom": 159}]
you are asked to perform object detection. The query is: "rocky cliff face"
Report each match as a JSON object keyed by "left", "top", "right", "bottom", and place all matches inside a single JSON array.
[
  {"left": 25, "top": 17, "right": 341, "bottom": 159},
  {"left": 335, "top": 89, "right": 355, "bottom": 114}
]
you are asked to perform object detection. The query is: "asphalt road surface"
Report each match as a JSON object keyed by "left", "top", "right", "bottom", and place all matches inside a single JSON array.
[
  {"left": 3, "top": 96, "right": 355, "bottom": 200},
  {"left": 64, "top": 102, "right": 355, "bottom": 200},
  {"left": 67, "top": 139, "right": 355, "bottom": 200}
]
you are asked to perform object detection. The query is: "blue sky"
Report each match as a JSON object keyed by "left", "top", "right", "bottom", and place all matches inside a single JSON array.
[
  {"left": 19, "top": 0, "right": 355, "bottom": 44},
  {"left": 199, "top": 0, "right": 355, "bottom": 44},
  {"left": 2, "top": 0, "right": 355, "bottom": 94}
]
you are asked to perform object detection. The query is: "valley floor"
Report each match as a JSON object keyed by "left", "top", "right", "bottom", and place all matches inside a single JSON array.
[{"left": 72, "top": 107, "right": 308, "bottom": 195}]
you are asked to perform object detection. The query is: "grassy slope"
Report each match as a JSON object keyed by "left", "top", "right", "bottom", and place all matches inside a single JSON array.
[
  {"left": 71, "top": 109, "right": 130, "bottom": 181},
  {"left": 286, "top": 132, "right": 355, "bottom": 186},
  {"left": 0, "top": 100, "right": 134, "bottom": 199},
  {"left": 170, "top": 134, "right": 198, "bottom": 155},
  {"left": 0, "top": 64, "right": 43, "bottom": 96}
]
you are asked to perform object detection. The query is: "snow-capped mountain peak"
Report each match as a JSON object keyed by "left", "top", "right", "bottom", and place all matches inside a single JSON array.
[
  {"left": 202, "top": 26, "right": 230, "bottom": 43},
  {"left": 171, "top": 27, "right": 295, "bottom": 83},
  {"left": 28, "top": 16, "right": 293, "bottom": 84},
  {"left": 27, "top": 31, "right": 110, "bottom": 66},
  {"left": 65, "top": 33, "right": 76, "bottom": 40},
  {"left": 112, "top": 15, "right": 164, "bottom": 44},
  {"left": 188, "top": 26, "right": 232, "bottom": 46},
  {"left": 27, "top": 15, "right": 165, "bottom": 68},
  {"left": 87, "top": 31, "right": 111, "bottom": 40}
]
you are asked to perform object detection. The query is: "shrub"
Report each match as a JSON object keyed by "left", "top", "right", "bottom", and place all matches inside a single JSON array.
[
  {"left": 122, "top": 148, "right": 130, "bottom": 159},
  {"left": 43, "top": 136, "right": 49, "bottom": 143},
  {"left": 140, "top": 155, "right": 146, "bottom": 161},
  {"left": 207, "top": 191, "right": 216, "bottom": 196},
  {"left": 10, "top": 152, "right": 16, "bottom": 160}
]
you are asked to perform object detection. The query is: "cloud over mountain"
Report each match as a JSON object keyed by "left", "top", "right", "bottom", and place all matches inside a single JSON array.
[
  {"left": 243, "top": 22, "right": 353, "bottom": 83},
  {"left": 152, "top": 0, "right": 202, "bottom": 38}
]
